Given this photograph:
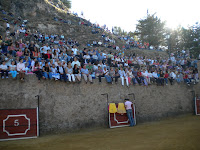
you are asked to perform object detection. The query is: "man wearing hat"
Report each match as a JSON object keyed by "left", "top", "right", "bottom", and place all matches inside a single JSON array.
[{"left": 124, "top": 99, "right": 134, "bottom": 127}]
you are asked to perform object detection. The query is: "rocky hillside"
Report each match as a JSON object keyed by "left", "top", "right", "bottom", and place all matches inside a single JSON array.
[
  {"left": 0, "top": 0, "right": 125, "bottom": 47},
  {"left": 0, "top": 0, "right": 168, "bottom": 57}
]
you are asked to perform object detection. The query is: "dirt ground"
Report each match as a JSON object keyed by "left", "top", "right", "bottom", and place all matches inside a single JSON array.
[{"left": 0, "top": 114, "right": 200, "bottom": 150}]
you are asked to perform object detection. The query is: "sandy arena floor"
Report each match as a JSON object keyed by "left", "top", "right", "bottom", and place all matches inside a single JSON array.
[{"left": 0, "top": 114, "right": 200, "bottom": 150}]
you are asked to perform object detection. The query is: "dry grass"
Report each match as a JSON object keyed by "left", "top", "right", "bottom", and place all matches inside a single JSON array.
[{"left": 0, "top": 114, "right": 200, "bottom": 150}]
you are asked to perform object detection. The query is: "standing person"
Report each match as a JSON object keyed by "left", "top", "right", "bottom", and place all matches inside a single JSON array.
[
  {"left": 17, "top": 58, "right": 25, "bottom": 81},
  {"left": 124, "top": 99, "right": 134, "bottom": 127}
]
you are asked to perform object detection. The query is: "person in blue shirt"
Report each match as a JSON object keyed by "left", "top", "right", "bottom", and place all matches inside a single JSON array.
[{"left": 81, "top": 65, "right": 93, "bottom": 84}]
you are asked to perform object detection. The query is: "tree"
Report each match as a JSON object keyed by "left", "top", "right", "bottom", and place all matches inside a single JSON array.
[
  {"left": 135, "top": 13, "right": 166, "bottom": 47},
  {"left": 165, "top": 26, "right": 183, "bottom": 53},
  {"left": 61, "top": 0, "right": 71, "bottom": 8},
  {"left": 112, "top": 26, "right": 123, "bottom": 35},
  {"left": 181, "top": 23, "right": 200, "bottom": 57}
]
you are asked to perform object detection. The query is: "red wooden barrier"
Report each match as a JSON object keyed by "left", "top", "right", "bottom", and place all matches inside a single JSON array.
[
  {"left": 109, "top": 103, "right": 136, "bottom": 128},
  {"left": 0, "top": 108, "right": 39, "bottom": 141},
  {"left": 195, "top": 97, "right": 200, "bottom": 115}
]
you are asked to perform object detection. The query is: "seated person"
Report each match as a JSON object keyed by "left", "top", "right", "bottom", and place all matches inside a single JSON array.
[
  {"left": 65, "top": 62, "right": 75, "bottom": 82},
  {"left": 17, "top": 59, "right": 25, "bottom": 81},
  {"left": 73, "top": 64, "right": 81, "bottom": 83},
  {"left": 0, "top": 61, "right": 9, "bottom": 79},
  {"left": 81, "top": 65, "right": 93, "bottom": 83},
  {"left": 9, "top": 61, "right": 17, "bottom": 79},
  {"left": 42, "top": 62, "right": 52, "bottom": 79},
  {"left": 51, "top": 64, "right": 60, "bottom": 81}
]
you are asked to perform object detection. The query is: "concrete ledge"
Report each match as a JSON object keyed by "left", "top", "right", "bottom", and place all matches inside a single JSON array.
[{"left": 0, "top": 75, "right": 195, "bottom": 134}]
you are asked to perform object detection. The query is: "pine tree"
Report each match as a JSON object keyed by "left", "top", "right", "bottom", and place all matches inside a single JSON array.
[
  {"left": 60, "top": 0, "right": 71, "bottom": 8},
  {"left": 135, "top": 13, "right": 165, "bottom": 47}
]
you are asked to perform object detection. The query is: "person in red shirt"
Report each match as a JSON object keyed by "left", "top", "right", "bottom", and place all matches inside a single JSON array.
[
  {"left": 164, "top": 71, "right": 169, "bottom": 85},
  {"left": 136, "top": 69, "right": 144, "bottom": 85},
  {"left": 128, "top": 59, "right": 133, "bottom": 66},
  {"left": 44, "top": 50, "right": 52, "bottom": 60},
  {"left": 183, "top": 73, "right": 190, "bottom": 85}
]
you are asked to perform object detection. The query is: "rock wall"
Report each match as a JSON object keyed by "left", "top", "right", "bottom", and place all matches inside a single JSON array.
[{"left": 0, "top": 75, "right": 195, "bottom": 134}]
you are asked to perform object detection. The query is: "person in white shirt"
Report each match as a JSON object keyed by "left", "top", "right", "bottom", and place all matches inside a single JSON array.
[
  {"left": 0, "top": 61, "right": 8, "bottom": 79},
  {"left": 92, "top": 52, "right": 98, "bottom": 64},
  {"left": 6, "top": 22, "right": 10, "bottom": 30},
  {"left": 51, "top": 64, "right": 60, "bottom": 80},
  {"left": 65, "top": 62, "right": 75, "bottom": 82},
  {"left": 62, "top": 61, "right": 67, "bottom": 69},
  {"left": 52, "top": 50, "right": 59, "bottom": 59},
  {"left": 17, "top": 59, "right": 25, "bottom": 81},
  {"left": 71, "top": 46, "right": 78, "bottom": 55},
  {"left": 43, "top": 43, "right": 50, "bottom": 54},
  {"left": 98, "top": 41, "right": 102, "bottom": 46},
  {"left": 31, "top": 58, "right": 37, "bottom": 70},
  {"left": 170, "top": 71, "right": 176, "bottom": 79},
  {"left": 57, "top": 62, "right": 67, "bottom": 82},
  {"left": 83, "top": 53, "right": 90, "bottom": 64},
  {"left": 54, "top": 59, "right": 59, "bottom": 67},
  {"left": 9, "top": 61, "right": 17, "bottom": 79},
  {"left": 115, "top": 56, "right": 121, "bottom": 62},
  {"left": 147, "top": 71, "right": 153, "bottom": 84},
  {"left": 127, "top": 68, "right": 134, "bottom": 85},
  {"left": 142, "top": 69, "right": 150, "bottom": 84},
  {"left": 19, "top": 27, "right": 26, "bottom": 33},
  {"left": 152, "top": 70, "right": 158, "bottom": 78},
  {"left": 169, "top": 70, "right": 176, "bottom": 85},
  {"left": 71, "top": 57, "right": 80, "bottom": 68},
  {"left": 118, "top": 67, "right": 129, "bottom": 86},
  {"left": 52, "top": 45, "right": 60, "bottom": 53},
  {"left": 170, "top": 55, "right": 176, "bottom": 66},
  {"left": 124, "top": 60, "right": 129, "bottom": 67},
  {"left": 124, "top": 99, "right": 134, "bottom": 127},
  {"left": 152, "top": 70, "right": 158, "bottom": 84}
]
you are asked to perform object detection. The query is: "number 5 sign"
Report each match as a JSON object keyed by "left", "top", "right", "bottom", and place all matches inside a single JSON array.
[{"left": 0, "top": 108, "right": 39, "bottom": 141}]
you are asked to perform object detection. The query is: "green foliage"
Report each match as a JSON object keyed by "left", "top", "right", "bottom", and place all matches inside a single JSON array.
[
  {"left": 165, "top": 26, "right": 182, "bottom": 52},
  {"left": 61, "top": 0, "right": 71, "bottom": 8},
  {"left": 165, "top": 24, "right": 200, "bottom": 57},
  {"left": 181, "top": 24, "right": 200, "bottom": 57},
  {"left": 135, "top": 13, "right": 166, "bottom": 47},
  {"left": 113, "top": 26, "right": 128, "bottom": 35},
  {"left": 134, "top": 13, "right": 200, "bottom": 58}
]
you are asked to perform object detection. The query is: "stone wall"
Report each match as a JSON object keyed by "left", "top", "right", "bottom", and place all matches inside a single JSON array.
[{"left": 0, "top": 75, "right": 195, "bottom": 134}]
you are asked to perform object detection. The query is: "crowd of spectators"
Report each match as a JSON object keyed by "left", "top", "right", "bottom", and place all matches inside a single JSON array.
[{"left": 0, "top": 9, "right": 199, "bottom": 86}]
